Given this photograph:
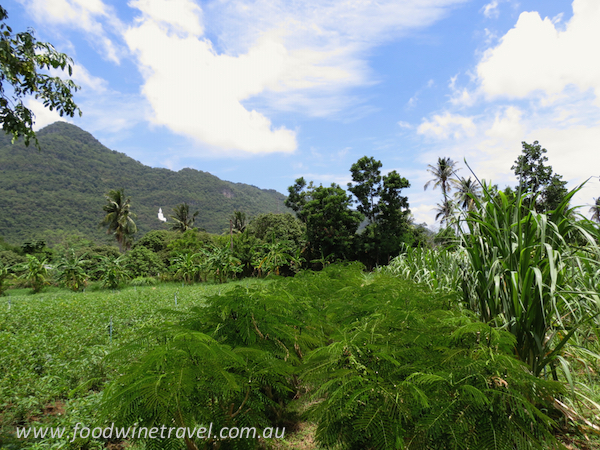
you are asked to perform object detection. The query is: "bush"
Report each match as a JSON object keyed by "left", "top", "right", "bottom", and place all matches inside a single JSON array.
[{"left": 123, "top": 246, "right": 165, "bottom": 278}]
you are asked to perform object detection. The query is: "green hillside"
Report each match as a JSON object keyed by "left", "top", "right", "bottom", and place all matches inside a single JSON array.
[{"left": 0, "top": 122, "right": 288, "bottom": 245}]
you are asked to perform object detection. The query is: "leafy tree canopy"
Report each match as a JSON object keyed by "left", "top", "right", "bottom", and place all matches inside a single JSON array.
[
  {"left": 511, "top": 140, "right": 568, "bottom": 212},
  {"left": 0, "top": 6, "right": 81, "bottom": 147}
]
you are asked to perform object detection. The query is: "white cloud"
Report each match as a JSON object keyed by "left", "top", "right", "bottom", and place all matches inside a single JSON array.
[
  {"left": 417, "top": 112, "right": 476, "bottom": 139},
  {"left": 484, "top": 106, "right": 524, "bottom": 142},
  {"left": 398, "top": 121, "right": 412, "bottom": 129},
  {"left": 123, "top": 0, "right": 468, "bottom": 154},
  {"left": 477, "top": 0, "right": 600, "bottom": 105},
  {"left": 128, "top": 0, "right": 203, "bottom": 36},
  {"left": 21, "top": 0, "right": 123, "bottom": 63},
  {"left": 482, "top": 1, "right": 499, "bottom": 18},
  {"left": 125, "top": 19, "right": 297, "bottom": 154}
]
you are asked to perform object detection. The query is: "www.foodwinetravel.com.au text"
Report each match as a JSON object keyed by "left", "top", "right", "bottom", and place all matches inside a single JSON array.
[{"left": 16, "top": 422, "right": 285, "bottom": 442}]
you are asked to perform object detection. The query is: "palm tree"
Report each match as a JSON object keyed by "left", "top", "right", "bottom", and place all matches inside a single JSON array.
[
  {"left": 170, "top": 203, "right": 199, "bottom": 232},
  {"left": 434, "top": 200, "right": 454, "bottom": 228},
  {"left": 424, "top": 157, "right": 460, "bottom": 224},
  {"left": 100, "top": 189, "right": 137, "bottom": 252},
  {"left": 231, "top": 211, "right": 247, "bottom": 233},
  {"left": 454, "top": 177, "right": 481, "bottom": 211},
  {"left": 590, "top": 198, "right": 600, "bottom": 223}
]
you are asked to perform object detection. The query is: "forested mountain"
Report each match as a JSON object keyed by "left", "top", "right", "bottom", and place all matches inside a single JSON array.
[{"left": 0, "top": 122, "right": 288, "bottom": 245}]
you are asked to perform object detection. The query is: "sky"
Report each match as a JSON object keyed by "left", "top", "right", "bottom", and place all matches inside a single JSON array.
[{"left": 4, "top": 0, "right": 600, "bottom": 227}]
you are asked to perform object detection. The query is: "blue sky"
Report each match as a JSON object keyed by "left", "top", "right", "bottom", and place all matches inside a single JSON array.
[{"left": 4, "top": 0, "right": 600, "bottom": 227}]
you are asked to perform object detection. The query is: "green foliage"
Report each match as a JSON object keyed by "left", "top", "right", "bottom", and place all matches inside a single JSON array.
[
  {"left": 93, "top": 264, "right": 572, "bottom": 450},
  {"left": 99, "top": 188, "right": 137, "bottom": 252},
  {"left": 231, "top": 210, "right": 247, "bottom": 233},
  {"left": 389, "top": 181, "right": 600, "bottom": 380},
  {"left": 433, "top": 226, "right": 458, "bottom": 249},
  {"left": 0, "top": 281, "right": 252, "bottom": 448},
  {"left": 246, "top": 213, "right": 305, "bottom": 246},
  {"left": 590, "top": 197, "right": 600, "bottom": 223},
  {"left": 512, "top": 141, "right": 568, "bottom": 213},
  {"left": 424, "top": 157, "right": 460, "bottom": 226},
  {"left": 0, "top": 262, "right": 8, "bottom": 296},
  {"left": 123, "top": 245, "right": 165, "bottom": 279},
  {"left": 0, "top": 6, "right": 81, "bottom": 148},
  {"left": 0, "top": 250, "right": 25, "bottom": 270},
  {"left": 136, "top": 229, "right": 178, "bottom": 253},
  {"left": 171, "top": 251, "right": 201, "bottom": 283},
  {"left": 254, "top": 241, "right": 300, "bottom": 277},
  {"left": 348, "top": 157, "right": 411, "bottom": 266},
  {"left": 202, "top": 245, "right": 243, "bottom": 283},
  {"left": 286, "top": 179, "right": 362, "bottom": 262},
  {"left": 384, "top": 245, "right": 467, "bottom": 295},
  {"left": 168, "top": 229, "right": 215, "bottom": 255},
  {"left": 348, "top": 156, "right": 383, "bottom": 224},
  {"left": 18, "top": 254, "right": 50, "bottom": 293},
  {"left": 95, "top": 255, "right": 129, "bottom": 289},
  {"left": 461, "top": 183, "right": 600, "bottom": 377},
  {"left": 56, "top": 251, "right": 89, "bottom": 292},
  {"left": 170, "top": 202, "right": 199, "bottom": 232}
]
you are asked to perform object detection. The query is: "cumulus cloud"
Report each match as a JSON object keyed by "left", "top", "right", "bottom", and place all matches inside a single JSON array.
[
  {"left": 417, "top": 112, "right": 476, "bottom": 139},
  {"left": 477, "top": 0, "right": 600, "bottom": 105},
  {"left": 123, "top": 0, "right": 468, "bottom": 155}
]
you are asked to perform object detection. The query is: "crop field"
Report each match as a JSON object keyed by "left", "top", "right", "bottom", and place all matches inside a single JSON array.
[
  {"left": 0, "top": 280, "right": 264, "bottom": 449},
  {"left": 2, "top": 263, "right": 600, "bottom": 450}
]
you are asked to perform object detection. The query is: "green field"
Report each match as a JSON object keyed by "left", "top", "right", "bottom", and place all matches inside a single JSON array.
[
  {"left": 2, "top": 264, "right": 599, "bottom": 450},
  {"left": 0, "top": 280, "right": 264, "bottom": 449}
]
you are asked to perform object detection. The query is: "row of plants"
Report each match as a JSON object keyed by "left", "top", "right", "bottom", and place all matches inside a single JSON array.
[{"left": 0, "top": 213, "right": 311, "bottom": 295}]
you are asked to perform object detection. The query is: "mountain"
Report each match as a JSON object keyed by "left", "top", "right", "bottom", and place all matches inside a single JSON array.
[{"left": 0, "top": 122, "right": 288, "bottom": 245}]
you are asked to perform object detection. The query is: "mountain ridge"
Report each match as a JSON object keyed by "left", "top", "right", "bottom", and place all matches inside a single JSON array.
[{"left": 0, "top": 122, "right": 289, "bottom": 245}]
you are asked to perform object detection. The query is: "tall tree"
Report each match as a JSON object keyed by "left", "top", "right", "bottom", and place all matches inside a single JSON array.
[
  {"left": 0, "top": 6, "right": 81, "bottom": 147},
  {"left": 511, "top": 141, "right": 567, "bottom": 212},
  {"left": 170, "top": 203, "right": 199, "bottom": 232},
  {"left": 100, "top": 189, "right": 137, "bottom": 252},
  {"left": 590, "top": 198, "right": 600, "bottom": 223},
  {"left": 348, "top": 156, "right": 411, "bottom": 266},
  {"left": 377, "top": 170, "right": 411, "bottom": 261},
  {"left": 454, "top": 177, "right": 481, "bottom": 211},
  {"left": 347, "top": 156, "right": 383, "bottom": 224},
  {"left": 230, "top": 211, "right": 247, "bottom": 233},
  {"left": 286, "top": 180, "right": 362, "bottom": 261},
  {"left": 285, "top": 177, "right": 309, "bottom": 222},
  {"left": 424, "top": 157, "right": 460, "bottom": 225}
]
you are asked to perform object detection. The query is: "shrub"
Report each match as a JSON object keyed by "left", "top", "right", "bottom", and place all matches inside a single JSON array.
[{"left": 123, "top": 246, "right": 165, "bottom": 278}]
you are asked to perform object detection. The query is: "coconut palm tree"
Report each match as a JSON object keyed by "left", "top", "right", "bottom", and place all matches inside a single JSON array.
[
  {"left": 434, "top": 200, "right": 455, "bottom": 228},
  {"left": 590, "top": 198, "right": 600, "bottom": 223},
  {"left": 424, "top": 157, "right": 460, "bottom": 224},
  {"left": 100, "top": 189, "right": 137, "bottom": 252},
  {"left": 170, "top": 203, "right": 199, "bottom": 232},
  {"left": 454, "top": 177, "right": 481, "bottom": 211},
  {"left": 230, "top": 211, "right": 247, "bottom": 233}
]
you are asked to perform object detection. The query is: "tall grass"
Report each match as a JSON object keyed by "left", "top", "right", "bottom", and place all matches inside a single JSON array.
[{"left": 387, "top": 184, "right": 600, "bottom": 378}]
